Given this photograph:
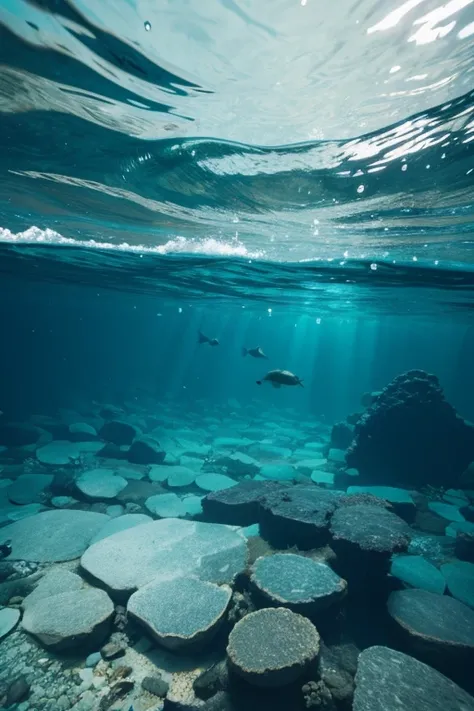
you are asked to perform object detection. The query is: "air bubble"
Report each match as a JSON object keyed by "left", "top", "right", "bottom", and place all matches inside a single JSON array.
[
  {"left": 144, "top": 21, "right": 151, "bottom": 31},
  {"left": 357, "top": 185, "right": 365, "bottom": 194}
]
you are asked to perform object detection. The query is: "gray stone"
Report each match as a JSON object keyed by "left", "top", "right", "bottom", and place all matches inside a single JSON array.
[
  {"left": 260, "top": 464, "right": 296, "bottom": 481},
  {"left": 294, "top": 458, "right": 328, "bottom": 475},
  {"left": 182, "top": 496, "right": 203, "bottom": 517},
  {"left": 390, "top": 555, "right": 446, "bottom": 594},
  {"left": 347, "top": 486, "right": 416, "bottom": 522},
  {"left": 105, "top": 504, "right": 124, "bottom": 518},
  {"left": 142, "top": 675, "right": 169, "bottom": 697},
  {"left": 128, "top": 576, "right": 232, "bottom": 650},
  {"left": 353, "top": 646, "right": 474, "bottom": 711},
  {"left": 167, "top": 467, "right": 196, "bottom": 488},
  {"left": 145, "top": 493, "right": 187, "bottom": 518},
  {"left": 227, "top": 607, "right": 320, "bottom": 687},
  {"left": 148, "top": 465, "right": 170, "bottom": 483},
  {"left": 0, "top": 606, "right": 20, "bottom": 639},
  {"left": 0, "top": 422, "right": 46, "bottom": 447},
  {"left": 90, "top": 513, "right": 152, "bottom": 544},
  {"left": 22, "top": 587, "right": 114, "bottom": 651},
  {"left": 441, "top": 561, "right": 474, "bottom": 608},
  {"left": 196, "top": 473, "right": 238, "bottom": 492},
  {"left": 6, "top": 503, "right": 45, "bottom": 521},
  {"left": 0, "top": 510, "right": 109, "bottom": 561},
  {"left": 69, "top": 423, "right": 98, "bottom": 442},
  {"left": 85, "top": 652, "right": 102, "bottom": 667},
  {"left": 428, "top": 502, "right": 465, "bottom": 523},
  {"left": 76, "top": 469, "right": 128, "bottom": 500},
  {"left": 311, "top": 471, "right": 335, "bottom": 487},
  {"left": 387, "top": 588, "right": 474, "bottom": 671},
  {"left": 80, "top": 518, "right": 248, "bottom": 599},
  {"left": 22, "top": 569, "right": 84, "bottom": 610},
  {"left": 51, "top": 496, "right": 78, "bottom": 508},
  {"left": 99, "top": 420, "right": 138, "bottom": 446},
  {"left": 36, "top": 441, "right": 82, "bottom": 466},
  {"left": 216, "top": 452, "right": 261, "bottom": 477},
  {"left": 202, "top": 480, "right": 284, "bottom": 527},
  {"left": 7, "top": 474, "right": 53, "bottom": 505},
  {"left": 251, "top": 554, "right": 346, "bottom": 613},
  {"left": 127, "top": 436, "right": 165, "bottom": 465}
]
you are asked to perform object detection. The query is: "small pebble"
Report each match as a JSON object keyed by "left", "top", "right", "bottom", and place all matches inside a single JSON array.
[
  {"left": 142, "top": 675, "right": 169, "bottom": 697},
  {"left": 85, "top": 652, "right": 102, "bottom": 667},
  {"left": 100, "top": 642, "right": 125, "bottom": 660},
  {"left": 5, "top": 676, "right": 30, "bottom": 706},
  {"left": 110, "top": 665, "right": 132, "bottom": 682}
]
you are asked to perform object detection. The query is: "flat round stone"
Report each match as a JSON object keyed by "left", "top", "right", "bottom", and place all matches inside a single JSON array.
[
  {"left": 90, "top": 513, "right": 153, "bottom": 545},
  {"left": 128, "top": 576, "right": 231, "bottom": 650},
  {"left": 390, "top": 555, "right": 446, "bottom": 595},
  {"left": 441, "top": 561, "right": 474, "bottom": 608},
  {"left": 36, "top": 441, "right": 81, "bottom": 466},
  {"left": 202, "top": 480, "right": 284, "bottom": 527},
  {"left": 388, "top": 588, "right": 474, "bottom": 670},
  {"left": 353, "top": 646, "right": 474, "bottom": 711},
  {"left": 330, "top": 504, "right": 411, "bottom": 554},
  {"left": 428, "top": 502, "right": 465, "bottom": 523},
  {"left": 167, "top": 467, "right": 196, "bottom": 488},
  {"left": 251, "top": 554, "right": 346, "bottom": 613},
  {"left": 76, "top": 469, "right": 128, "bottom": 500},
  {"left": 0, "top": 510, "right": 110, "bottom": 562},
  {"left": 0, "top": 608, "right": 20, "bottom": 640},
  {"left": 260, "top": 464, "right": 296, "bottom": 481},
  {"left": 196, "top": 474, "right": 238, "bottom": 492},
  {"left": 22, "top": 587, "right": 114, "bottom": 651},
  {"left": 145, "top": 493, "right": 187, "bottom": 518},
  {"left": 227, "top": 607, "right": 320, "bottom": 687}
]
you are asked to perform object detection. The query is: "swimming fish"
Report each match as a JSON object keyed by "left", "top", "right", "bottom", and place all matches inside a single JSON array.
[
  {"left": 0, "top": 540, "right": 12, "bottom": 560},
  {"left": 242, "top": 346, "right": 268, "bottom": 359},
  {"left": 198, "top": 331, "right": 219, "bottom": 346},
  {"left": 256, "top": 369, "right": 304, "bottom": 388}
]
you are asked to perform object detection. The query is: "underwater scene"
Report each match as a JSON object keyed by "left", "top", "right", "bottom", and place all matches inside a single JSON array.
[{"left": 1, "top": 0, "right": 474, "bottom": 710}]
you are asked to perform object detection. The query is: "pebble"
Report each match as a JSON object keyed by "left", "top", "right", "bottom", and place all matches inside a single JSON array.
[
  {"left": 101, "top": 641, "right": 125, "bottom": 660},
  {"left": 85, "top": 652, "right": 102, "bottom": 667},
  {"left": 142, "top": 675, "right": 170, "bottom": 697}
]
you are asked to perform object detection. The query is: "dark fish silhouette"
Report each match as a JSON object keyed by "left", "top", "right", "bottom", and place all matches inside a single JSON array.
[
  {"left": 256, "top": 369, "right": 304, "bottom": 388},
  {"left": 0, "top": 539, "right": 12, "bottom": 560},
  {"left": 242, "top": 346, "right": 268, "bottom": 359},
  {"left": 198, "top": 331, "right": 219, "bottom": 347}
]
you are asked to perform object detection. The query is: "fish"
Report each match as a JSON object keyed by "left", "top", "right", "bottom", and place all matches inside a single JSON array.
[
  {"left": 198, "top": 331, "right": 219, "bottom": 346},
  {"left": 256, "top": 369, "right": 304, "bottom": 388},
  {"left": 0, "top": 540, "right": 12, "bottom": 560},
  {"left": 242, "top": 346, "right": 268, "bottom": 359}
]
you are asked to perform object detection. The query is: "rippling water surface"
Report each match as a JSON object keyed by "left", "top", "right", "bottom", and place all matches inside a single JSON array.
[{"left": 0, "top": 0, "right": 473, "bottom": 315}]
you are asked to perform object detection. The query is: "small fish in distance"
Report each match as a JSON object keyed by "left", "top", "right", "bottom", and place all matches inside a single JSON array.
[
  {"left": 256, "top": 369, "right": 304, "bottom": 388},
  {"left": 242, "top": 346, "right": 268, "bottom": 359},
  {"left": 198, "top": 331, "right": 219, "bottom": 346}
]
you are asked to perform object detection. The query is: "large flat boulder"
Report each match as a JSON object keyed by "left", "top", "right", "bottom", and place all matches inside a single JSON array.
[
  {"left": 353, "top": 646, "right": 474, "bottom": 711},
  {"left": 128, "top": 576, "right": 231, "bottom": 650},
  {"left": 75, "top": 469, "right": 128, "bottom": 501},
  {"left": 7, "top": 474, "right": 53, "bottom": 505},
  {"left": 80, "top": 518, "right": 248, "bottom": 600},
  {"left": 22, "top": 587, "right": 114, "bottom": 651},
  {"left": 201, "top": 480, "right": 285, "bottom": 526},
  {"left": 0, "top": 510, "right": 109, "bottom": 562}
]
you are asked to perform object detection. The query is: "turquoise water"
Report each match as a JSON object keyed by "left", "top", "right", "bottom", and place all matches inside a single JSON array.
[{"left": 1, "top": 2, "right": 474, "bottom": 711}]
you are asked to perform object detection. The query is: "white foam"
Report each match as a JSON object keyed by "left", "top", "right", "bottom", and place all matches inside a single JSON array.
[{"left": 0, "top": 226, "right": 264, "bottom": 259}]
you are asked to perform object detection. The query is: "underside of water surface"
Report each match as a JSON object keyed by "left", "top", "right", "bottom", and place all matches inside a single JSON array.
[{"left": 1, "top": 2, "right": 474, "bottom": 711}]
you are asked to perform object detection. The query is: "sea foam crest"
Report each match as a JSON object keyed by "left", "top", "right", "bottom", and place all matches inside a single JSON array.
[{"left": 0, "top": 226, "right": 264, "bottom": 259}]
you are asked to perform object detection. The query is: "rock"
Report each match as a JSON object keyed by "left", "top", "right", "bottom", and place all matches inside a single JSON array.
[
  {"left": 328, "top": 449, "right": 346, "bottom": 465},
  {"left": 69, "top": 423, "right": 98, "bottom": 442},
  {"left": 100, "top": 641, "right": 125, "bottom": 660},
  {"left": 311, "top": 471, "right": 335, "bottom": 487},
  {"left": 105, "top": 504, "right": 124, "bottom": 518},
  {"left": 196, "top": 474, "right": 238, "bottom": 492},
  {"left": 193, "top": 662, "right": 228, "bottom": 700},
  {"left": 145, "top": 493, "right": 187, "bottom": 518},
  {"left": 0, "top": 510, "right": 109, "bottom": 562},
  {"left": 182, "top": 495, "right": 203, "bottom": 517},
  {"left": 0, "top": 606, "right": 20, "bottom": 639},
  {"left": 250, "top": 554, "right": 347, "bottom": 615},
  {"left": 248, "top": 443, "right": 292, "bottom": 461},
  {"left": 456, "top": 531, "right": 474, "bottom": 562},
  {"left": 387, "top": 588, "right": 474, "bottom": 677},
  {"left": 99, "top": 405, "right": 124, "bottom": 420},
  {"left": 128, "top": 576, "right": 232, "bottom": 650},
  {"left": 213, "top": 437, "right": 253, "bottom": 451},
  {"left": 97, "top": 680, "right": 134, "bottom": 710},
  {"left": 461, "top": 505, "right": 474, "bottom": 522},
  {"left": 294, "top": 458, "right": 328, "bottom": 475},
  {"left": 227, "top": 607, "right": 320, "bottom": 687},
  {"left": 441, "top": 561, "right": 474, "bottom": 608},
  {"left": 353, "top": 645, "right": 474, "bottom": 711},
  {"left": 330, "top": 422, "right": 354, "bottom": 450},
  {"left": 0, "top": 423, "right": 45, "bottom": 447},
  {"left": 142, "top": 675, "right": 169, "bottom": 697},
  {"left": 4, "top": 676, "right": 31, "bottom": 706},
  {"left": 259, "top": 485, "right": 340, "bottom": 549},
  {"left": 330, "top": 505, "right": 411, "bottom": 591},
  {"left": 115, "top": 465, "right": 146, "bottom": 481},
  {"left": 347, "top": 486, "right": 416, "bottom": 523},
  {"left": 99, "top": 420, "right": 138, "bottom": 446},
  {"left": 216, "top": 452, "right": 261, "bottom": 478},
  {"left": 128, "top": 436, "right": 165, "bottom": 465},
  {"left": 443, "top": 489, "right": 469, "bottom": 507},
  {"left": 167, "top": 467, "right": 196, "bottom": 488},
  {"left": 346, "top": 370, "right": 474, "bottom": 488},
  {"left": 117, "top": 479, "right": 165, "bottom": 506},
  {"left": 302, "top": 680, "right": 335, "bottom": 710},
  {"left": 36, "top": 440, "right": 82, "bottom": 466},
  {"left": 96, "top": 442, "right": 126, "bottom": 460},
  {"left": 445, "top": 521, "right": 474, "bottom": 537},
  {"left": 85, "top": 652, "right": 102, "bottom": 667},
  {"left": 202, "top": 480, "right": 285, "bottom": 527},
  {"left": 7, "top": 474, "right": 53, "bottom": 505},
  {"left": 90, "top": 513, "right": 152, "bottom": 544},
  {"left": 428, "top": 502, "right": 465, "bottom": 523},
  {"left": 22, "top": 569, "right": 84, "bottom": 609},
  {"left": 260, "top": 464, "right": 296, "bottom": 481},
  {"left": 390, "top": 555, "right": 446, "bottom": 594},
  {"left": 51, "top": 496, "right": 78, "bottom": 508},
  {"left": 6, "top": 503, "right": 44, "bottom": 521},
  {"left": 80, "top": 518, "right": 248, "bottom": 600},
  {"left": 415, "top": 510, "right": 448, "bottom": 535},
  {"left": 76, "top": 469, "right": 128, "bottom": 501},
  {"left": 180, "top": 454, "right": 204, "bottom": 471},
  {"left": 22, "top": 587, "right": 114, "bottom": 651},
  {"left": 148, "top": 465, "right": 171, "bottom": 483}
]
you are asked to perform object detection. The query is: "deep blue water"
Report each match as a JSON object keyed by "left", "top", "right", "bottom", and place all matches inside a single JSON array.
[{"left": 0, "top": 0, "right": 473, "bottom": 416}]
